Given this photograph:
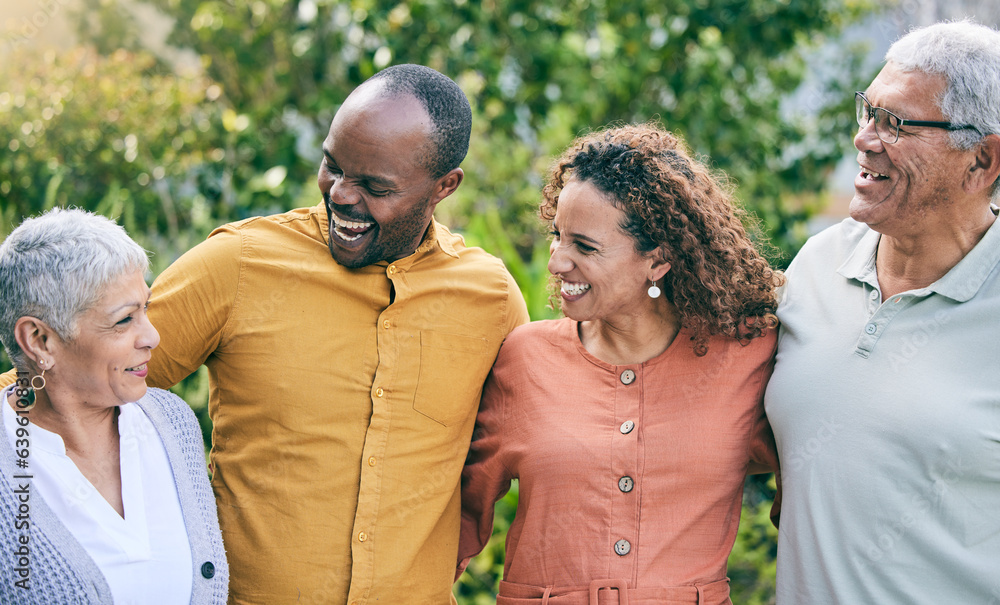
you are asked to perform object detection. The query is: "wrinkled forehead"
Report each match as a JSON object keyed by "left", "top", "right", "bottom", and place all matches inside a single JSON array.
[{"left": 866, "top": 62, "right": 947, "bottom": 115}]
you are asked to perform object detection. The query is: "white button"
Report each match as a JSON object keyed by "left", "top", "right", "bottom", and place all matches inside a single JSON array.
[
  {"left": 614, "top": 539, "right": 631, "bottom": 556},
  {"left": 620, "top": 420, "right": 634, "bottom": 434},
  {"left": 870, "top": 290, "right": 879, "bottom": 300},
  {"left": 620, "top": 370, "right": 636, "bottom": 385},
  {"left": 865, "top": 323, "right": 877, "bottom": 335},
  {"left": 618, "top": 476, "right": 634, "bottom": 493}
]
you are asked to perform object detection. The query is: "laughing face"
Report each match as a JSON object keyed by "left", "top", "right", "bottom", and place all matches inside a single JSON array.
[
  {"left": 318, "top": 87, "right": 458, "bottom": 269},
  {"left": 851, "top": 63, "right": 976, "bottom": 236},
  {"left": 49, "top": 270, "right": 159, "bottom": 408},
  {"left": 547, "top": 179, "right": 665, "bottom": 324}
]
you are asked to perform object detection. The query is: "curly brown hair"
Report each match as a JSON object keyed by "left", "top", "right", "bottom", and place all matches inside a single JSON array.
[{"left": 540, "top": 123, "right": 784, "bottom": 356}]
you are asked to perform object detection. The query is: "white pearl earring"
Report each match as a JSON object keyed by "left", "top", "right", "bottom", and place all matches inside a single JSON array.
[{"left": 647, "top": 279, "right": 661, "bottom": 299}]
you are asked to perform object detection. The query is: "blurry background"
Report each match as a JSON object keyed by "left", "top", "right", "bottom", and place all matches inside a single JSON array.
[{"left": 2, "top": 1, "right": 997, "bottom": 602}]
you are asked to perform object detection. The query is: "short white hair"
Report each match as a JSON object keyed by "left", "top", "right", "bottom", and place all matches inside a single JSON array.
[
  {"left": 887, "top": 20, "right": 1000, "bottom": 151},
  {"left": 0, "top": 208, "right": 149, "bottom": 369}
]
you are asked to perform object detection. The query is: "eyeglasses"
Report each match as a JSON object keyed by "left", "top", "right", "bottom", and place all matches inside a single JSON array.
[{"left": 855, "top": 91, "right": 980, "bottom": 144}]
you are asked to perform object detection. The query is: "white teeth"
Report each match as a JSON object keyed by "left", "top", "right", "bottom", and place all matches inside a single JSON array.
[
  {"left": 336, "top": 230, "right": 362, "bottom": 242},
  {"left": 561, "top": 281, "right": 591, "bottom": 296},
  {"left": 332, "top": 215, "right": 374, "bottom": 242},
  {"left": 332, "top": 215, "right": 374, "bottom": 230},
  {"left": 126, "top": 363, "right": 146, "bottom": 372}
]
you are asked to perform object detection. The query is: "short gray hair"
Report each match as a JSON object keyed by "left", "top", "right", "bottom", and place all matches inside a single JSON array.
[
  {"left": 886, "top": 20, "right": 1000, "bottom": 151},
  {"left": 0, "top": 208, "right": 149, "bottom": 369}
]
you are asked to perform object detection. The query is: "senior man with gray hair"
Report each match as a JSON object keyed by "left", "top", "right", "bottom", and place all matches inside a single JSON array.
[{"left": 765, "top": 20, "right": 1000, "bottom": 604}]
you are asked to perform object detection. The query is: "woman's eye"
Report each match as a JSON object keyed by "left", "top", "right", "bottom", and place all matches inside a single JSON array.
[
  {"left": 117, "top": 316, "right": 133, "bottom": 325},
  {"left": 576, "top": 243, "right": 596, "bottom": 254}
]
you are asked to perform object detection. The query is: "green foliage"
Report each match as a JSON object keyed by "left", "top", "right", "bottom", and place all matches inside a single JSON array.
[
  {"left": 728, "top": 475, "right": 780, "bottom": 605},
  {"left": 454, "top": 482, "right": 520, "bottom": 603},
  {"left": 68, "top": 0, "right": 874, "bottom": 264},
  {"left": 0, "top": 47, "right": 238, "bottom": 271}
]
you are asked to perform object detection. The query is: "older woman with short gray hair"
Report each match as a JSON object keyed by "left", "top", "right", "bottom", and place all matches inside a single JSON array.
[{"left": 0, "top": 208, "right": 227, "bottom": 604}]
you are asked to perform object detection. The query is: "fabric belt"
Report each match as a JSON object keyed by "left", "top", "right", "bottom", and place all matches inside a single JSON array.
[{"left": 496, "top": 577, "right": 732, "bottom": 605}]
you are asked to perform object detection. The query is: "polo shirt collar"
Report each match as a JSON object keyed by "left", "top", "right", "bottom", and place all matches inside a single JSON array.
[
  {"left": 836, "top": 226, "right": 881, "bottom": 290},
  {"left": 837, "top": 215, "right": 1000, "bottom": 302}
]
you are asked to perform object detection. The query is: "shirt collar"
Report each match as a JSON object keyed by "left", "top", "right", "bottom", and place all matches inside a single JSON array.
[
  {"left": 416, "top": 219, "right": 459, "bottom": 259},
  {"left": 836, "top": 226, "right": 881, "bottom": 290},
  {"left": 933, "top": 215, "right": 1000, "bottom": 301},
  {"left": 836, "top": 215, "right": 1000, "bottom": 302}
]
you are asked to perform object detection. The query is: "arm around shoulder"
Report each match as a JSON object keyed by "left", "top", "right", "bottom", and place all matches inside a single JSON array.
[{"left": 147, "top": 228, "right": 243, "bottom": 390}]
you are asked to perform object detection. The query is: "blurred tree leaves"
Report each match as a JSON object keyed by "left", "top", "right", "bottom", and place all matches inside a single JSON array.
[
  {"left": 49, "top": 0, "right": 874, "bottom": 263},
  {"left": 0, "top": 47, "right": 231, "bottom": 270}
]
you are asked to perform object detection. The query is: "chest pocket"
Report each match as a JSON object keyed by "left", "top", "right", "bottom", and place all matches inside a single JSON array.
[{"left": 410, "top": 330, "right": 492, "bottom": 427}]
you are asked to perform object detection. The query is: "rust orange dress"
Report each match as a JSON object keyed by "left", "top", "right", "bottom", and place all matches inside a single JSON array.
[{"left": 459, "top": 318, "right": 777, "bottom": 605}]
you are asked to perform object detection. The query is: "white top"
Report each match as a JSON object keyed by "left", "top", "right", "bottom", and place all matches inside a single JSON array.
[
  {"left": 764, "top": 217, "right": 1000, "bottom": 604},
  {"left": 3, "top": 389, "right": 193, "bottom": 604}
]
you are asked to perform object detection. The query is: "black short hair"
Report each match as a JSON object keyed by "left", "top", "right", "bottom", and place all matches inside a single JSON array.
[{"left": 367, "top": 64, "right": 472, "bottom": 178}]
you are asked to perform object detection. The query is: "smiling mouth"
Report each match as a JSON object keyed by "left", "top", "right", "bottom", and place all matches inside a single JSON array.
[
  {"left": 561, "top": 281, "right": 591, "bottom": 296},
  {"left": 124, "top": 363, "right": 148, "bottom": 377},
  {"left": 860, "top": 168, "right": 889, "bottom": 181},
  {"left": 331, "top": 213, "right": 375, "bottom": 242}
]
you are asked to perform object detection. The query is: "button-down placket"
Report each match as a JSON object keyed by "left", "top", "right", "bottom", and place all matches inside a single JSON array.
[
  {"left": 610, "top": 364, "right": 642, "bottom": 574},
  {"left": 350, "top": 259, "right": 409, "bottom": 602},
  {"left": 855, "top": 290, "right": 922, "bottom": 358}
]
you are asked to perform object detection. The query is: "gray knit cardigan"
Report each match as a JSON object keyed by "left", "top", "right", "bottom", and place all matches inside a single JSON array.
[{"left": 0, "top": 387, "right": 228, "bottom": 604}]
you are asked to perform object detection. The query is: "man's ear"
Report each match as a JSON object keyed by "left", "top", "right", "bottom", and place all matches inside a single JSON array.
[
  {"left": 429, "top": 168, "right": 464, "bottom": 209},
  {"left": 965, "top": 134, "right": 1000, "bottom": 195}
]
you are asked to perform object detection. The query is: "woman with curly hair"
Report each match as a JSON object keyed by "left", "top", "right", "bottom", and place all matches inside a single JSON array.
[{"left": 457, "top": 123, "right": 783, "bottom": 604}]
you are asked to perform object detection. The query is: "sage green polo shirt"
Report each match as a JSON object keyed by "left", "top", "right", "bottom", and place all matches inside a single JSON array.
[{"left": 765, "top": 216, "right": 1000, "bottom": 604}]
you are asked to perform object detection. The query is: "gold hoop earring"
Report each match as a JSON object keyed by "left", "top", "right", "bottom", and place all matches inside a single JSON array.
[{"left": 31, "top": 369, "right": 46, "bottom": 391}]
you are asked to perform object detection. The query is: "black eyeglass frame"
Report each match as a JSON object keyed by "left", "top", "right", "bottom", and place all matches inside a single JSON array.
[{"left": 855, "top": 91, "right": 980, "bottom": 144}]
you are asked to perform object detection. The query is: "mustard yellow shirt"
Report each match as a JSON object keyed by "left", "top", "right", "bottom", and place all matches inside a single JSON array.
[{"left": 147, "top": 203, "right": 529, "bottom": 604}]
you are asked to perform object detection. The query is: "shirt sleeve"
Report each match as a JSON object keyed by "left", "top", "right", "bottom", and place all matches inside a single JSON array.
[
  {"left": 456, "top": 359, "right": 514, "bottom": 580},
  {"left": 147, "top": 225, "right": 243, "bottom": 389},
  {"left": 503, "top": 270, "right": 531, "bottom": 335},
  {"left": 744, "top": 330, "right": 781, "bottom": 527},
  {"left": 746, "top": 331, "right": 779, "bottom": 475}
]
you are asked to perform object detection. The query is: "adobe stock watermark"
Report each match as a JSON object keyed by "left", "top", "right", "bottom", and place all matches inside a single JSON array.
[
  {"left": 857, "top": 454, "right": 965, "bottom": 565},
  {"left": 886, "top": 309, "right": 951, "bottom": 373},
  {"left": 10, "top": 371, "right": 35, "bottom": 591},
  {"left": 2, "top": 0, "right": 72, "bottom": 53},
  {"left": 785, "top": 416, "right": 842, "bottom": 471}
]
